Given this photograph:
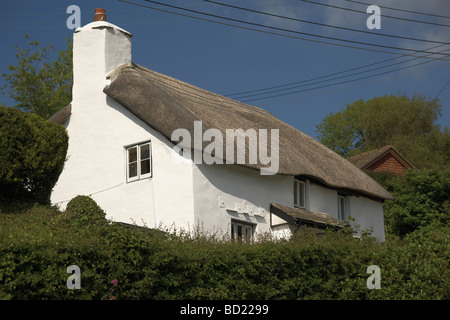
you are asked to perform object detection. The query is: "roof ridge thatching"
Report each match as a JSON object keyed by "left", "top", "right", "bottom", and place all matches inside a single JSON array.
[{"left": 111, "top": 63, "right": 272, "bottom": 117}]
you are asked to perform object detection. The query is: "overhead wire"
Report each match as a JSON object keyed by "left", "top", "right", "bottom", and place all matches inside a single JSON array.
[
  {"left": 259, "top": 61, "right": 449, "bottom": 106},
  {"left": 300, "top": 0, "right": 450, "bottom": 27},
  {"left": 119, "top": 0, "right": 450, "bottom": 102},
  {"left": 227, "top": 44, "right": 449, "bottom": 98},
  {"left": 238, "top": 52, "right": 450, "bottom": 103},
  {"left": 202, "top": 0, "right": 449, "bottom": 45},
  {"left": 120, "top": 0, "right": 450, "bottom": 60},
  {"left": 342, "top": 0, "right": 450, "bottom": 19},
  {"left": 196, "top": 1, "right": 450, "bottom": 98},
  {"left": 434, "top": 79, "right": 450, "bottom": 100}
]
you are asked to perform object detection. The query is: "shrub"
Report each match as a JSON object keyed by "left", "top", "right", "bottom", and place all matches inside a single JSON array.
[
  {"left": 0, "top": 106, "right": 68, "bottom": 204},
  {"left": 0, "top": 202, "right": 448, "bottom": 300},
  {"left": 62, "top": 195, "right": 107, "bottom": 226},
  {"left": 381, "top": 169, "right": 450, "bottom": 236}
]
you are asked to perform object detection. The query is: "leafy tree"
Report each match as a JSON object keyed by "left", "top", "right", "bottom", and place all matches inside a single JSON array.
[
  {"left": 378, "top": 169, "right": 450, "bottom": 237},
  {"left": 1, "top": 35, "right": 72, "bottom": 119},
  {"left": 315, "top": 99, "right": 367, "bottom": 157},
  {"left": 0, "top": 106, "right": 68, "bottom": 204},
  {"left": 316, "top": 94, "right": 449, "bottom": 169}
]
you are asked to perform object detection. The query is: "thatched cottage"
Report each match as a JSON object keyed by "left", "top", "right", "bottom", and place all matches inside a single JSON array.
[{"left": 50, "top": 10, "right": 392, "bottom": 242}]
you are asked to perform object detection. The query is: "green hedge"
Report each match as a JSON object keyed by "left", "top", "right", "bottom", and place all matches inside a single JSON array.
[
  {"left": 0, "top": 106, "right": 68, "bottom": 204},
  {"left": 0, "top": 198, "right": 448, "bottom": 300}
]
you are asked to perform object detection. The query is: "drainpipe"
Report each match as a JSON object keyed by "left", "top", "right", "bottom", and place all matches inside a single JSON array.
[{"left": 151, "top": 178, "right": 158, "bottom": 228}]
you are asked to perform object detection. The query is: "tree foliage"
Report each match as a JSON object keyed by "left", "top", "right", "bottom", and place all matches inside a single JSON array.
[
  {"left": 316, "top": 94, "right": 449, "bottom": 170},
  {"left": 368, "top": 169, "right": 450, "bottom": 237},
  {"left": 1, "top": 35, "right": 72, "bottom": 119},
  {"left": 316, "top": 99, "right": 367, "bottom": 157},
  {"left": 0, "top": 106, "right": 68, "bottom": 204}
]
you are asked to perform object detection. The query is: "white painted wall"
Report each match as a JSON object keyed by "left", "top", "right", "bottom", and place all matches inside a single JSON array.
[
  {"left": 348, "top": 196, "right": 385, "bottom": 242},
  {"left": 308, "top": 182, "right": 385, "bottom": 241},
  {"left": 266, "top": 180, "right": 386, "bottom": 241},
  {"left": 308, "top": 181, "right": 339, "bottom": 218},
  {"left": 191, "top": 161, "right": 293, "bottom": 238},
  {"left": 51, "top": 21, "right": 195, "bottom": 229}
]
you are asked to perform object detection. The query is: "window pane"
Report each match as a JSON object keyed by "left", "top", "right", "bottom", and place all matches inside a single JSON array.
[
  {"left": 245, "top": 226, "right": 252, "bottom": 243},
  {"left": 299, "top": 182, "right": 305, "bottom": 208},
  {"left": 338, "top": 196, "right": 345, "bottom": 220},
  {"left": 294, "top": 181, "right": 305, "bottom": 208},
  {"left": 129, "top": 162, "right": 137, "bottom": 178},
  {"left": 231, "top": 222, "right": 254, "bottom": 243},
  {"left": 237, "top": 225, "right": 243, "bottom": 243},
  {"left": 140, "top": 144, "right": 150, "bottom": 160},
  {"left": 141, "top": 159, "right": 151, "bottom": 175},
  {"left": 128, "top": 147, "right": 137, "bottom": 163},
  {"left": 294, "top": 181, "right": 298, "bottom": 206}
]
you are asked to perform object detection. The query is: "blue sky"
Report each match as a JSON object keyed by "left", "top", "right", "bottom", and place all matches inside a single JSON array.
[{"left": 1, "top": 0, "right": 449, "bottom": 139}]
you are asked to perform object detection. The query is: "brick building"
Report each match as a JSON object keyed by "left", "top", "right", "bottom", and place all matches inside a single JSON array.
[{"left": 347, "top": 145, "right": 416, "bottom": 175}]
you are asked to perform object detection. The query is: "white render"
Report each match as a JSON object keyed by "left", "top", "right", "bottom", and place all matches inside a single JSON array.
[
  {"left": 346, "top": 196, "right": 385, "bottom": 241},
  {"left": 309, "top": 181, "right": 385, "bottom": 241},
  {"left": 51, "top": 19, "right": 386, "bottom": 242},
  {"left": 51, "top": 21, "right": 196, "bottom": 229},
  {"left": 268, "top": 180, "right": 386, "bottom": 241},
  {"left": 191, "top": 161, "right": 293, "bottom": 237}
]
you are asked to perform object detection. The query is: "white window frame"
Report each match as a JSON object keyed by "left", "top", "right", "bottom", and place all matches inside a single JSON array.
[
  {"left": 231, "top": 220, "right": 254, "bottom": 243},
  {"left": 338, "top": 195, "right": 346, "bottom": 221},
  {"left": 126, "top": 141, "right": 152, "bottom": 182},
  {"left": 294, "top": 180, "right": 306, "bottom": 209}
]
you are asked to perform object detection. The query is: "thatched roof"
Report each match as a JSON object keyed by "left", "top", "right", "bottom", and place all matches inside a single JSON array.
[
  {"left": 49, "top": 104, "right": 71, "bottom": 125},
  {"left": 270, "top": 203, "right": 343, "bottom": 229},
  {"left": 103, "top": 63, "right": 392, "bottom": 200}
]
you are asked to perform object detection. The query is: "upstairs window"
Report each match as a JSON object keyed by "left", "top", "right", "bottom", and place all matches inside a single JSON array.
[
  {"left": 126, "top": 142, "right": 151, "bottom": 182},
  {"left": 338, "top": 195, "right": 346, "bottom": 221},
  {"left": 294, "top": 180, "right": 306, "bottom": 209}
]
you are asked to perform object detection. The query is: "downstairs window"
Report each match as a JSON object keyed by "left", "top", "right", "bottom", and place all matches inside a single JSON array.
[{"left": 231, "top": 220, "right": 254, "bottom": 243}]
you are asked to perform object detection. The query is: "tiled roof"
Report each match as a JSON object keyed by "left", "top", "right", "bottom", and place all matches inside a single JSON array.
[
  {"left": 347, "top": 145, "right": 416, "bottom": 170},
  {"left": 347, "top": 145, "right": 394, "bottom": 168}
]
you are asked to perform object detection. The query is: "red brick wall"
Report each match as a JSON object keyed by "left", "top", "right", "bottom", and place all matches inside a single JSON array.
[{"left": 367, "top": 153, "right": 405, "bottom": 175}]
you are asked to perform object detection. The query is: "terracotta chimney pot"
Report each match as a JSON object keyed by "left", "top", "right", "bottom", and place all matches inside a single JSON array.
[{"left": 94, "top": 8, "right": 106, "bottom": 21}]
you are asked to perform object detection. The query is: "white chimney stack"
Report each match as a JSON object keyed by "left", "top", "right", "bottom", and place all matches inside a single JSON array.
[
  {"left": 52, "top": 9, "right": 134, "bottom": 210},
  {"left": 72, "top": 8, "right": 132, "bottom": 107}
]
